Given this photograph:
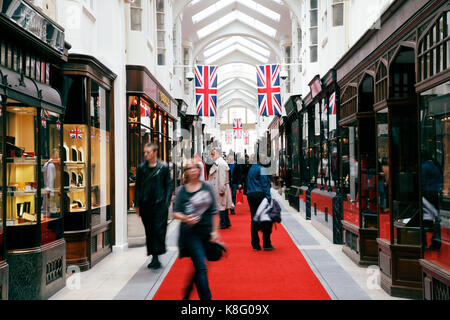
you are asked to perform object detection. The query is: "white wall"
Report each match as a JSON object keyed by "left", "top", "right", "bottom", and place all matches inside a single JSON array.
[{"left": 55, "top": 0, "right": 129, "bottom": 250}]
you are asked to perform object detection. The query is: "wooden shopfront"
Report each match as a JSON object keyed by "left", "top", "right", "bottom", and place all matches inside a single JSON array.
[
  {"left": 1, "top": 0, "right": 69, "bottom": 299},
  {"left": 334, "top": 0, "right": 449, "bottom": 299},
  {"left": 126, "top": 65, "right": 177, "bottom": 216},
  {"left": 301, "top": 71, "right": 342, "bottom": 242},
  {"left": 60, "top": 54, "right": 116, "bottom": 271}
]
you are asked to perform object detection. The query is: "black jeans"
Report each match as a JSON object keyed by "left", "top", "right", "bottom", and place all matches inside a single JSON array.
[
  {"left": 247, "top": 192, "right": 273, "bottom": 249},
  {"left": 140, "top": 202, "right": 168, "bottom": 256},
  {"left": 183, "top": 232, "right": 212, "bottom": 300}
]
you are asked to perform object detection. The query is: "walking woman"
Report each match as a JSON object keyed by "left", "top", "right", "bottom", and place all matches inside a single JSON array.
[
  {"left": 246, "top": 155, "right": 274, "bottom": 251},
  {"left": 173, "top": 159, "right": 220, "bottom": 300}
]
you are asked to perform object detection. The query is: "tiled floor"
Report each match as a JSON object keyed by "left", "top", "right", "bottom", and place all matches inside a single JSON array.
[{"left": 50, "top": 190, "right": 406, "bottom": 300}]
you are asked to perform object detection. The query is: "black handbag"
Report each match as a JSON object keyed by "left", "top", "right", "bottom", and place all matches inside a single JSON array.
[{"left": 205, "top": 241, "right": 227, "bottom": 261}]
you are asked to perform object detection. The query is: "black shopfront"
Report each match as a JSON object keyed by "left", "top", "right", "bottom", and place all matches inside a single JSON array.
[{"left": 0, "top": 0, "right": 68, "bottom": 299}]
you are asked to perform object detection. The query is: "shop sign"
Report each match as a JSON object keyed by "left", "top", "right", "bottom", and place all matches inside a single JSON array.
[
  {"left": 159, "top": 91, "right": 170, "bottom": 108},
  {"left": 1, "top": 0, "right": 65, "bottom": 53}
]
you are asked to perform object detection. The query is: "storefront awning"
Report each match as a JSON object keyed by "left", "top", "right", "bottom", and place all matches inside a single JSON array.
[
  {"left": 1, "top": 66, "right": 40, "bottom": 106},
  {"left": 36, "top": 81, "right": 65, "bottom": 114},
  {"left": 0, "top": 66, "right": 64, "bottom": 113}
]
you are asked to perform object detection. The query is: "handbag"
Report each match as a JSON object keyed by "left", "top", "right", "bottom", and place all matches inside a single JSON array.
[
  {"left": 253, "top": 198, "right": 272, "bottom": 223},
  {"left": 205, "top": 241, "right": 227, "bottom": 261}
]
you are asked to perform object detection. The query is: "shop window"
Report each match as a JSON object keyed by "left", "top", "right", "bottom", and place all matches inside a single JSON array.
[
  {"left": 375, "top": 62, "right": 388, "bottom": 103},
  {"left": 359, "top": 75, "right": 374, "bottom": 112},
  {"left": 341, "top": 125, "right": 357, "bottom": 200},
  {"left": 301, "top": 112, "right": 310, "bottom": 185},
  {"left": 377, "top": 110, "right": 390, "bottom": 241},
  {"left": 420, "top": 82, "right": 449, "bottom": 265},
  {"left": 332, "top": 0, "right": 344, "bottom": 27},
  {"left": 40, "top": 110, "right": 63, "bottom": 245},
  {"left": 340, "top": 85, "right": 357, "bottom": 120},
  {"left": 90, "top": 80, "right": 111, "bottom": 227},
  {"left": 0, "top": 41, "right": 5, "bottom": 66},
  {"left": 391, "top": 104, "right": 420, "bottom": 245},
  {"left": 0, "top": 97, "right": 3, "bottom": 260},
  {"left": 5, "top": 106, "right": 38, "bottom": 248},
  {"left": 131, "top": 0, "right": 143, "bottom": 31},
  {"left": 63, "top": 76, "right": 88, "bottom": 231},
  {"left": 418, "top": 10, "right": 449, "bottom": 82},
  {"left": 390, "top": 47, "right": 415, "bottom": 99}
]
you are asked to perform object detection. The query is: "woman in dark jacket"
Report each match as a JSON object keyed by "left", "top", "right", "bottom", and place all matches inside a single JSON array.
[
  {"left": 173, "top": 159, "right": 220, "bottom": 300},
  {"left": 246, "top": 155, "right": 274, "bottom": 251}
]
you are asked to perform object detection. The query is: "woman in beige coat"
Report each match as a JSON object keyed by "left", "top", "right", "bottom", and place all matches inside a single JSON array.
[{"left": 209, "top": 148, "right": 234, "bottom": 229}]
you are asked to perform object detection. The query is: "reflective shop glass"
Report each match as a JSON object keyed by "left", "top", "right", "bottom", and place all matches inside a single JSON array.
[{"left": 420, "top": 82, "right": 449, "bottom": 266}]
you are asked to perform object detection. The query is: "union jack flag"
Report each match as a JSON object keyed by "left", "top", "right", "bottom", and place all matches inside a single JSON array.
[
  {"left": 328, "top": 92, "right": 336, "bottom": 115},
  {"left": 233, "top": 118, "right": 243, "bottom": 139},
  {"left": 41, "top": 109, "right": 50, "bottom": 128},
  {"left": 256, "top": 64, "right": 282, "bottom": 116},
  {"left": 70, "top": 127, "right": 83, "bottom": 140},
  {"left": 244, "top": 130, "right": 249, "bottom": 145},
  {"left": 195, "top": 65, "right": 218, "bottom": 117},
  {"left": 140, "top": 100, "right": 150, "bottom": 117}
]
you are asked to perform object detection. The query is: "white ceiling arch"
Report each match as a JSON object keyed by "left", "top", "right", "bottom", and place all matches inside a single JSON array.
[{"left": 217, "top": 103, "right": 258, "bottom": 119}]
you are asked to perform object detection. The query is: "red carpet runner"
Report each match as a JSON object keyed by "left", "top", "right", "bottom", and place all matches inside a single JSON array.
[{"left": 153, "top": 196, "right": 331, "bottom": 300}]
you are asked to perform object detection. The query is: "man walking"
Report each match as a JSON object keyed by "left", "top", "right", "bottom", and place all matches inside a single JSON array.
[
  {"left": 209, "top": 148, "right": 234, "bottom": 229},
  {"left": 135, "top": 143, "right": 173, "bottom": 269}
]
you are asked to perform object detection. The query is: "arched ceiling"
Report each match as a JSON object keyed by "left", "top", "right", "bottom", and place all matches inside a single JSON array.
[{"left": 177, "top": 0, "right": 294, "bottom": 123}]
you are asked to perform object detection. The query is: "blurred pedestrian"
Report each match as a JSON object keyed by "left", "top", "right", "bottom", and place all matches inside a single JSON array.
[{"left": 173, "top": 159, "right": 220, "bottom": 300}]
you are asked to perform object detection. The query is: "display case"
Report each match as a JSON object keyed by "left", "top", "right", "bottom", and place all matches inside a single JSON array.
[{"left": 61, "top": 54, "right": 116, "bottom": 271}]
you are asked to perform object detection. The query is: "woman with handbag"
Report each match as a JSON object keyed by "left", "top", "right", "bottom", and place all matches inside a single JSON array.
[{"left": 173, "top": 159, "right": 220, "bottom": 300}]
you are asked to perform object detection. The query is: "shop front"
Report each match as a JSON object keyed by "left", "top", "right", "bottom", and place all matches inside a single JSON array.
[
  {"left": 0, "top": 0, "right": 68, "bottom": 299},
  {"left": 301, "top": 71, "right": 341, "bottom": 242},
  {"left": 60, "top": 54, "right": 116, "bottom": 271},
  {"left": 268, "top": 115, "right": 282, "bottom": 189},
  {"left": 125, "top": 65, "right": 177, "bottom": 245},
  {"left": 333, "top": 0, "right": 448, "bottom": 299},
  {"left": 284, "top": 95, "right": 302, "bottom": 212},
  {"left": 416, "top": 6, "right": 450, "bottom": 300}
]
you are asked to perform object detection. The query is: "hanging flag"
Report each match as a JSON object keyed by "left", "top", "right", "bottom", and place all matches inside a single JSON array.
[
  {"left": 233, "top": 118, "right": 243, "bottom": 139},
  {"left": 244, "top": 130, "right": 249, "bottom": 145},
  {"left": 41, "top": 109, "right": 50, "bottom": 128},
  {"left": 56, "top": 117, "right": 61, "bottom": 131},
  {"left": 328, "top": 92, "right": 336, "bottom": 115},
  {"left": 323, "top": 98, "right": 328, "bottom": 113},
  {"left": 257, "top": 64, "right": 282, "bottom": 116},
  {"left": 70, "top": 127, "right": 83, "bottom": 139},
  {"left": 195, "top": 65, "right": 218, "bottom": 117}
]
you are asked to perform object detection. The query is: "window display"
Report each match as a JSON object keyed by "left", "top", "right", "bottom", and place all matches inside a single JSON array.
[
  {"left": 341, "top": 125, "right": 357, "bottom": 199},
  {"left": 5, "top": 107, "right": 38, "bottom": 231},
  {"left": 420, "top": 82, "right": 449, "bottom": 266},
  {"left": 90, "top": 80, "right": 111, "bottom": 227},
  {"left": 40, "top": 110, "right": 63, "bottom": 245}
]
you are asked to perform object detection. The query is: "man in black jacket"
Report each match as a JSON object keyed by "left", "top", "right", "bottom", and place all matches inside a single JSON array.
[{"left": 135, "top": 142, "right": 172, "bottom": 269}]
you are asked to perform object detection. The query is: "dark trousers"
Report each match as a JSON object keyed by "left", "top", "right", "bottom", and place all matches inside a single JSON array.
[
  {"left": 140, "top": 202, "right": 168, "bottom": 256},
  {"left": 220, "top": 210, "right": 231, "bottom": 228},
  {"left": 183, "top": 233, "right": 212, "bottom": 300},
  {"left": 231, "top": 184, "right": 239, "bottom": 213},
  {"left": 247, "top": 192, "right": 273, "bottom": 249}
]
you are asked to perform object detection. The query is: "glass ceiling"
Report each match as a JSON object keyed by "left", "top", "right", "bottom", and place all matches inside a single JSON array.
[
  {"left": 197, "top": 11, "right": 277, "bottom": 39},
  {"left": 204, "top": 36, "right": 270, "bottom": 59},
  {"left": 205, "top": 43, "right": 268, "bottom": 64},
  {"left": 192, "top": 0, "right": 280, "bottom": 24}
]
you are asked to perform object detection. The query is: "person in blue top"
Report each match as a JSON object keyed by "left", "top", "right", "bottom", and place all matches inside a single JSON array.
[{"left": 246, "top": 154, "right": 274, "bottom": 251}]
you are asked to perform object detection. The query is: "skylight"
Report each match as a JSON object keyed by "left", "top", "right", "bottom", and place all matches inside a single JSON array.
[
  {"left": 204, "top": 36, "right": 270, "bottom": 58},
  {"left": 192, "top": 0, "right": 280, "bottom": 24},
  {"left": 204, "top": 43, "right": 268, "bottom": 64},
  {"left": 197, "top": 11, "right": 277, "bottom": 39}
]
